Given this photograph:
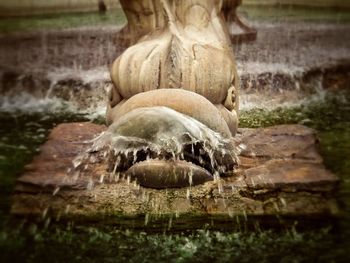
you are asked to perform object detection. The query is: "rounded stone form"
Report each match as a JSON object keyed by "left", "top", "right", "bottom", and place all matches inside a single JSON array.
[
  {"left": 110, "top": 36, "right": 235, "bottom": 105},
  {"left": 215, "top": 104, "right": 238, "bottom": 136},
  {"left": 107, "top": 88, "right": 235, "bottom": 138},
  {"left": 125, "top": 159, "right": 213, "bottom": 189},
  {"left": 110, "top": 0, "right": 238, "bottom": 106}
]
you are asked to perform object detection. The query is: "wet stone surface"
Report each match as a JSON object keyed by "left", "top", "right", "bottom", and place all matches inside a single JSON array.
[{"left": 12, "top": 122, "right": 339, "bottom": 223}]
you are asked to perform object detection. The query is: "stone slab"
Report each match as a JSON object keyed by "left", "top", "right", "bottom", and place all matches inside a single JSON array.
[{"left": 11, "top": 122, "right": 339, "bottom": 224}]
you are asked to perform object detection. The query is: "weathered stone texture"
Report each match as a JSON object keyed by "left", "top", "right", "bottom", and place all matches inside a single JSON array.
[{"left": 11, "top": 122, "right": 339, "bottom": 223}]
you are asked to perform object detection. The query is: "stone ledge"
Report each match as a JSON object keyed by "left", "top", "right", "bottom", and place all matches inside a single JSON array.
[{"left": 11, "top": 122, "right": 339, "bottom": 224}]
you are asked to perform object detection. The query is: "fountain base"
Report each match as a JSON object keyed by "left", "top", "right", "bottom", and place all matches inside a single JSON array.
[{"left": 11, "top": 122, "right": 339, "bottom": 227}]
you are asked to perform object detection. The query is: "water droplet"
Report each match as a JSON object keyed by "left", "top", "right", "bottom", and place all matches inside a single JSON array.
[
  {"left": 72, "top": 171, "right": 80, "bottom": 181},
  {"left": 65, "top": 205, "right": 71, "bottom": 214},
  {"left": 188, "top": 170, "right": 193, "bottom": 186},
  {"left": 87, "top": 178, "right": 94, "bottom": 190},
  {"left": 52, "top": 187, "right": 60, "bottom": 196},
  {"left": 42, "top": 207, "right": 48, "bottom": 219},
  {"left": 127, "top": 175, "right": 131, "bottom": 185},
  {"left": 186, "top": 189, "right": 191, "bottom": 199},
  {"left": 72, "top": 155, "right": 83, "bottom": 168},
  {"left": 280, "top": 197, "right": 287, "bottom": 207},
  {"left": 168, "top": 216, "right": 173, "bottom": 230},
  {"left": 114, "top": 173, "right": 120, "bottom": 182},
  {"left": 44, "top": 217, "right": 51, "bottom": 229},
  {"left": 99, "top": 174, "right": 105, "bottom": 183},
  {"left": 144, "top": 213, "right": 149, "bottom": 226}
]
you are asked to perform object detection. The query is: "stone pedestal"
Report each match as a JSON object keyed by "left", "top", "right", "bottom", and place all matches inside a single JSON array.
[{"left": 12, "top": 122, "right": 339, "bottom": 228}]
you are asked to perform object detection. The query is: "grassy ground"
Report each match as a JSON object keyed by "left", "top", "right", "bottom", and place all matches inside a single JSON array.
[
  {"left": 0, "top": 4, "right": 349, "bottom": 262},
  {"left": 0, "top": 0, "right": 120, "bottom": 17},
  {"left": 239, "top": 4, "right": 350, "bottom": 22},
  {"left": 0, "top": 5, "right": 349, "bottom": 34},
  {"left": 0, "top": 90, "right": 349, "bottom": 262},
  {"left": 243, "top": 0, "right": 350, "bottom": 8},
  {"left": 0, "top": 110, "right": 89, "bottom": 215},
  {"left": 0, "top": 9, "right": 126, "bottom": 34},
  {"left": 1, "top": 225, "right": 345, "bottom": 263}
]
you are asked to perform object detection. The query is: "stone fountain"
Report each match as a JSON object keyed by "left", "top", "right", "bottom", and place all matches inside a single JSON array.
[{"left": 12, "top": 0, "right": 338, "bottom": 228}]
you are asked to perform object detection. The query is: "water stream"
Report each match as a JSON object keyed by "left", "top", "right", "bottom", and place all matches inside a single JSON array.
[
  {"left": 0, "top": 89, "right": 349, "bottom": 261},
  {"left": 71, "top": 106, "right": 238, "bottom": 189},
  {"left": 0, "top": 4, "right": 349, "bottom": 262}
]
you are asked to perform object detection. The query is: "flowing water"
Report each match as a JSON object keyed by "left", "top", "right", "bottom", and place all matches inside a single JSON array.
[
  {"left": 1, "top": 4, "right": 350, "bottom": 263},
  {"left": 0, "top": 89, "right": 349, "bottom": 262},
  {"left": 73, "top": 107, "right": 238, "bottom": 189}
]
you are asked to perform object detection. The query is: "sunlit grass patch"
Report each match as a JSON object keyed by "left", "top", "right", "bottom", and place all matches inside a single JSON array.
[
  {"left": 0, "top": 9, "right": 126, "bottom": 34},
  {"left": 239, "top": 5, "right": 350, "bottom": 22}
]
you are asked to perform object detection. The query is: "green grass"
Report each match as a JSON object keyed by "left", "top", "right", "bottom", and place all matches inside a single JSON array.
[
  {"left": 240, "top": 90, "right": 350, "bottom": 221},
  {"left": 0, "top": 9, "right": 126, "bottom": 34},
  {"left": 243, "top": 0, "right": 350, "bottom": 8},
  {"left": 1, "top": 5, "right": 349, "bottom": 34},
  {"left": 0, "top": 0, "right": 120, "bottom": 18},
  {"left": 0, "top": 91, "right": 349, "bottom": 261},
  {"left": 0, "top": 110, "right": 89, "bottom": 214},
  {"left": 1, "top": 224, "right": 348, "bottom": 263},
  {"left": 239, "top": 5, "right": 350, "bottom": 22},
  {"left": 240, "top": 90, "right": 350, "bottom": 130},
  {"left": 239, "top": 91, "right": 350, "bottom": 212}
]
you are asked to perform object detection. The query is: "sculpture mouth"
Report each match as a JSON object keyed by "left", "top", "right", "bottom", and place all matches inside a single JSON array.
[
  {"left": 89, "top": 106, "right": 238, "bottom": 189},
  {"left": 108, "top": 139, "right": 235, "bottom": 175},
  {"left": 104, "top": 139, "right": 236, "bottom": 189},
  {"left": 124, "top": 159, "right": 213, "bottom": 189}
]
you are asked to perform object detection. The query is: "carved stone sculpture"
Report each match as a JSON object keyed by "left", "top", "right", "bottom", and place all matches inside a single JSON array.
[
  {"left": 106, "top": 0, "right": 240, "bottom": 188},
  {"left": 11, "top": 1, "right": 339, "bottom": 221}
]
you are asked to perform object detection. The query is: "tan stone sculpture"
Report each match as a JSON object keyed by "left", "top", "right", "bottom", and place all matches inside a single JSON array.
[
  {"left": 105, "top": 0, "right": 240, "bottom": 188},
  {"left": 10, "top": 1, "right": 340, "bottom": 222}
]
